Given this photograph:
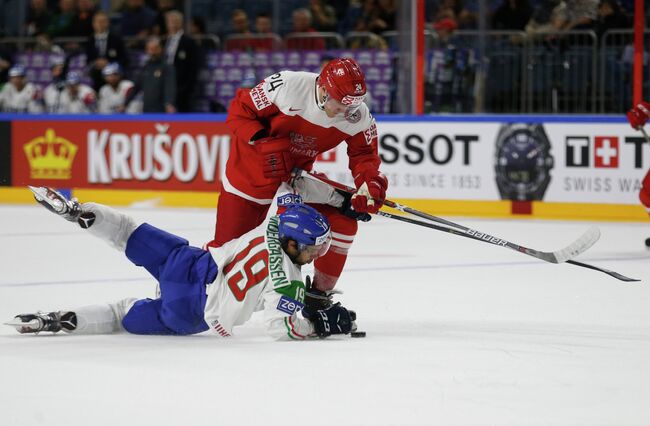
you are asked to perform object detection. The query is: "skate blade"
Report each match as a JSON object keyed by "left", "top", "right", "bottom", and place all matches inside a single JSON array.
[
  {"left": 3, "top": 318, "right": 41, "bottom": 333},
  {"left": 27, "top": 185, "right": 47, "bottom": 200},
  {"left": 27, "top": 186, "right": 67, "bottom": 214}
]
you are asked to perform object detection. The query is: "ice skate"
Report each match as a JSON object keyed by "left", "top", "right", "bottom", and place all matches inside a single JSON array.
[
  {"left": 4, "top": 311, "right": 77, "bottom": 334},
  {"left": 28, "top": 186, "right": 82, "bottom": 222}
]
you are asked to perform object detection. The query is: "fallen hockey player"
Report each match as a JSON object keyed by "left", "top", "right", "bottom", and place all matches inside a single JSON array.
[{"left": 5, "top": 185, "right": 357, "bottom": 340}]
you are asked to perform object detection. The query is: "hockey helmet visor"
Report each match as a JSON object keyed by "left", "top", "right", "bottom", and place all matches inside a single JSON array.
[{"left": 298, "top": 231, "right": 332, "bottom": 259}]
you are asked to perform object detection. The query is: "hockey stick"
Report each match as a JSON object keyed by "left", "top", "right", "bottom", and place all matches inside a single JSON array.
[
  {"left": 297, "top": 170, "right": 639, "bottom": 282},
  {"left": 377, "top": 210, "right": 638, "bottom": 282},
  {"left": 298, "top": 170, "right": 599, "bottom": 263}
]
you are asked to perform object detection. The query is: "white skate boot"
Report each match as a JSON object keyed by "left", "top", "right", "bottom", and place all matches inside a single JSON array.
[{"left": 4, "top": 311, "right": 77, "bottom": 334}]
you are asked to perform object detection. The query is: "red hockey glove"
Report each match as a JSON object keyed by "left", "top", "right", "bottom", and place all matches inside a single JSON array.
[
  {"left": 626, "top": 101, "right": 650, "bottom": 129},
  {"left": 254, "top": 136, "right": 294, "bottom": 180},
  {"left": 351, "top": 170, "right": 388, "bottom": 214}
]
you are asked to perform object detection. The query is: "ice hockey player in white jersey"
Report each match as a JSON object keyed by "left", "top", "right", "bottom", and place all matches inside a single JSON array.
[
  {"left": 97, "top": 63, "right": 140, "bottom": 114},
  {"left": 5, "top": 185, "right": 357, "bottom": 340},
  {"left": 0, "top": 66, "right": 43, "bottom": 113},
  {"left": 44, "top": 71, "right": 96, "bottom": 113}
]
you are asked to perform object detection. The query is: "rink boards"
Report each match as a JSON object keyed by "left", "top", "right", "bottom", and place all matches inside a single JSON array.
[{"left": 0, "top": 113, "right": 647, "bottom": 221}]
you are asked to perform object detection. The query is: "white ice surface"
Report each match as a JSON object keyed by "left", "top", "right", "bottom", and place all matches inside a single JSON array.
[{"left": 1, "top": 204, "right": 649, "bottom": 426}]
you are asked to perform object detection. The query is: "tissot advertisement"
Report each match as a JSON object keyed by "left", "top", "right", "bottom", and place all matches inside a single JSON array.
[
  {"left": 315, "top": 122, "right": 501, "bottom": 200},
  {"left": 315, "top": 121, "right": 647, "bottom": 205}
]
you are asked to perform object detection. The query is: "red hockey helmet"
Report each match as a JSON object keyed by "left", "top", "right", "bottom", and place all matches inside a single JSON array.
[{"left": 319, "top": 58, "right": 366, "bottom": 109}]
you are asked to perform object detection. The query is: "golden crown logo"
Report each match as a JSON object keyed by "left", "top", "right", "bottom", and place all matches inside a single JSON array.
[{"left": 23, "top": 128, "right": 78, "bottom": 179}]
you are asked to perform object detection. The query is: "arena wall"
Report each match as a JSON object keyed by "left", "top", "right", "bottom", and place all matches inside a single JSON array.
[{"left": 0, "top": 113, "right": 646, "bottom": 221}]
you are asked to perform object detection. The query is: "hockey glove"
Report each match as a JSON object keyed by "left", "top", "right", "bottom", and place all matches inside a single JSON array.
[
  {"left": 627, "top": 101, "right": 650, "bottom": 129},
  {"left": 302, "top": 275, "right": 341, "bottom": 319},
  {"left": 351, "top": 170, "right": 388, "bottom": 214},
  {"left": 311, "top": 303, "right": 356, "bottom": 338},
  {"left": 337, "top": 189, "right": 372, "bottom": 222},
  {"left": 254, "top": 136, "right": 294, "bottom": 180}
]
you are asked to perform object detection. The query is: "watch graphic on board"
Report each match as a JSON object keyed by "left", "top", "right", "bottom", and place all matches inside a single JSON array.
[{"left": 494, "top": 123, "right": 554, "bottom": 201}]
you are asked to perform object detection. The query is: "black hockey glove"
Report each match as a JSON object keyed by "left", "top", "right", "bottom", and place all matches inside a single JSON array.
[
  {"left": 311, "top": 303, "right": 356, "bottom": 338},
  {"left": 337, "top": 189, "right": 372, "bottom": 222},
  {"left": 302, "top": 275, "right": 338, "bottom": 320}
]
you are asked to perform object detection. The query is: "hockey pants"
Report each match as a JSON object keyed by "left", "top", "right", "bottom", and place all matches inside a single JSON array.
[{"left": 122, "top": 223, "right": 218, "bottom": 335}]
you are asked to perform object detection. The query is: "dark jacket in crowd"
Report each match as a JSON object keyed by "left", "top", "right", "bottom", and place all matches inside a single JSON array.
[
  {"left": 128, "top": 57, "right": 176, "bottom": 113},
  {"left": 168, "top": 34, "right": 200, "bottom": 112},
  {"left": 86, "top": 32, "right": 130, "bottom": 91},
  {"left": 120, "top": 5, "right": 157, "bottom": 36},
  {"left": 491, "top": 0, "right": 533, "bottom": 30},
  {"left": 70, "top": 8, "right": 96, "bottom": 37}
]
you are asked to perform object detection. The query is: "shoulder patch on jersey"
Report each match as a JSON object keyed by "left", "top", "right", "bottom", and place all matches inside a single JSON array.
[
  {"left": 249, "top": 81, "right": 272, "bottom": 110},
  {"left": 363, "top": 122, "right": 378, "bottom": 145},
  {"left": 345, "top": 109, "right": 362, "bottom": 123},
  {"left": 277, "top": 193, "right": 303, "bottom": 207}
]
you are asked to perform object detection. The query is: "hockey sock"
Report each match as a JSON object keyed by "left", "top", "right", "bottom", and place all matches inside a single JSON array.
[
  {"left": 81, "top": 202, "right": 139, "bottom": 251},
  {"left": 69, "top": 298, "right": 138, "bottom": 334}
]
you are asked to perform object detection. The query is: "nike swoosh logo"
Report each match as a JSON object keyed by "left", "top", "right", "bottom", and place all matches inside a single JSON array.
[{"left": 289, "top": 107, "right": 301, "bottom": 112}]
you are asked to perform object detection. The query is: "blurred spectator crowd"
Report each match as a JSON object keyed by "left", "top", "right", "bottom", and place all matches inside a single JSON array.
[{"left": 0, "top": 0, "right": 645, "bottom": 114}]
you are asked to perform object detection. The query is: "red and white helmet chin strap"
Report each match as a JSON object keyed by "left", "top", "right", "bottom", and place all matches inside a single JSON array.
[{"left": 316, "top": 86, "right": 328, "bottom": 110}]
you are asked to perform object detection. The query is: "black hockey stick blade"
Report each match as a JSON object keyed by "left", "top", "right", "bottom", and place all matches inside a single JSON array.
[{"left": 566, "top": 260, "right": 640, "bottom": 282}]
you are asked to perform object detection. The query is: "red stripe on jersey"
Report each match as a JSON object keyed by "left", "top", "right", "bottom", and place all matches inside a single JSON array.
[
  {"left": 287, "top": 316, "right": 306, "bottom": 339},
  {"left": 223, "top": 236, "right": 265, "bottom": 275},
  {"left": 213, "top": 322, "right": 231, "bottom": 337},
  {"left": 332, "top": 236, "right": 353, "bottom": 243}
]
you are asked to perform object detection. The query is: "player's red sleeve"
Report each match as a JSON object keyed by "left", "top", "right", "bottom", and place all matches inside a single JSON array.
[
  {"left": 346, "top": 121, "right": 382, "bottom": 181},
  {"left": 640, "top": 168, "right": 650, "bottom": 209},
  {"left": 226, "top": 86, "right": 281, "bottom": 143}
]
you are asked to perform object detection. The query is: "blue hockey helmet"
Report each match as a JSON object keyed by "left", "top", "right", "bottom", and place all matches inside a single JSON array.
[
  {"left": 65, "top": 71, "right": 81, "bottom": 85},
  {"left": 279, "top": 205, "right": 331, "bottom": 258},
  {"left": 8, "top": 65, "right": 26, "bottom": 78},
  {"left": 102, "top": 63, "right": 121, "bottom": 77}
]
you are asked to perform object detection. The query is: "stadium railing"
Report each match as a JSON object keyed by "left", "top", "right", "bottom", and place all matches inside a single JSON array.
[
  {"left": 2, "top": 29, "right": 648, "bottom": 114},
  {"left": 600, "top": 29, "right": 650, "bottom": 114}
]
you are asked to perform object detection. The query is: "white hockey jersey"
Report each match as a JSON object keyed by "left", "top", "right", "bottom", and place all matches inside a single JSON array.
[
  {"left": 44, "top": 83, "right": 96, "bottom": 113},
  {"left": 204, "top": 185, "right": 314, "bottom": 339},
  {"left": 98, "top": 80, "right": 140, "bottom": 114},
  {"left": 0, "top": 82, "right": 43, "bottom": 113}
]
